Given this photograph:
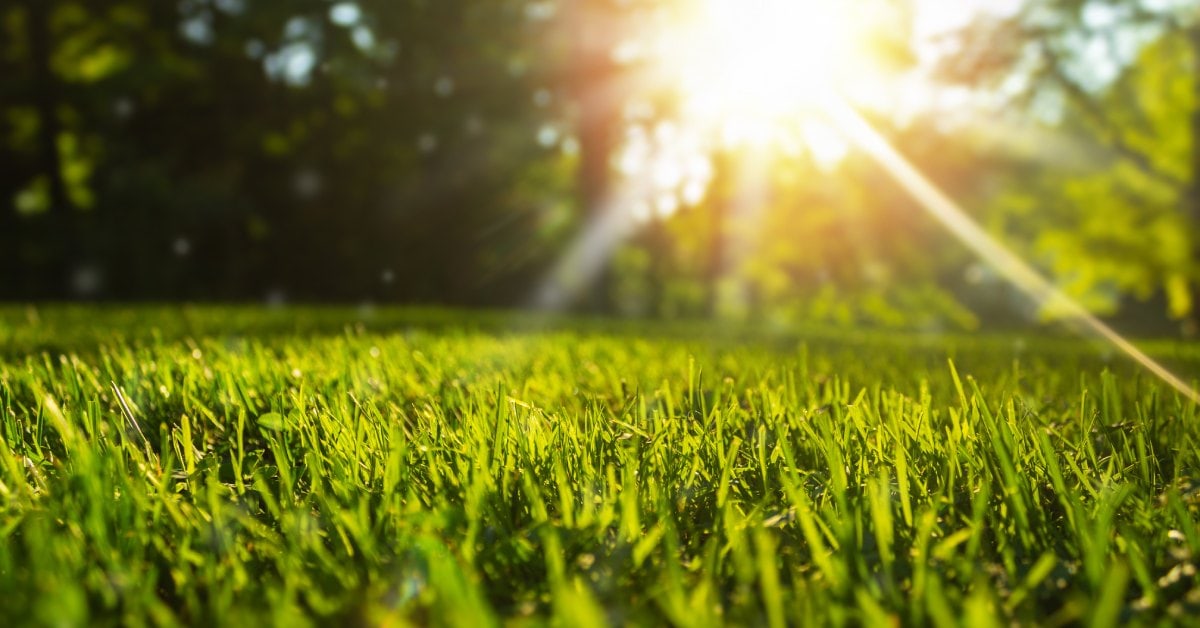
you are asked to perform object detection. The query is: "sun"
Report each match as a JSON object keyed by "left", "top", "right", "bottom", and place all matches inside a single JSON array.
[
  {"left": 661, "top": 0, "right": 876, "bottom": 146},
  {"left": 611, "top": 0, "right": 898, "bottom": 222}
]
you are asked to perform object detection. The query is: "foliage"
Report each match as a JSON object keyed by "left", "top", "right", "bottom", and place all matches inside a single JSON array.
[
  {"left": 940, "top": 0, "right": 1200, "bottom": 325},
  {"left": 1, "top": 0, "right": 567, "bottom": 303},
  {"left": 1, "top": 306, "right": 1199, "bottom": 624}
]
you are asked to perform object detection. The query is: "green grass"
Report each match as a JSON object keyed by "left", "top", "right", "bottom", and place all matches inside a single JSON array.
[{"left": 1, "top": 306, "right": 1199, "bottom": 626}]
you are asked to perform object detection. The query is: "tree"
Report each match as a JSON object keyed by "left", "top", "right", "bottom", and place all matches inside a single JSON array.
[{"left": 939, "top": 1, "right": 1200, "bottom": 330}]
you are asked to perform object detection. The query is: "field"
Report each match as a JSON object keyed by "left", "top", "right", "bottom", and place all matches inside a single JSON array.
[{"left": 2, "top": 307, "right": 1200, "bottom": 626}]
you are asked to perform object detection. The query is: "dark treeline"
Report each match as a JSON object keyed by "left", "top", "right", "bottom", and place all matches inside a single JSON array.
[{"left": 2, "top": 0, "right": 585, "bottom": 305}]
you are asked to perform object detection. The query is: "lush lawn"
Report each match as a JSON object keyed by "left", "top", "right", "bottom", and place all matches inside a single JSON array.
[{"left": 1, "top": 307, "right": 1199, "bottom": 626}]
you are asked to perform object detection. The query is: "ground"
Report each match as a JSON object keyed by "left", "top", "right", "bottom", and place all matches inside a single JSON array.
[{"left": 1, "top": 306, "right": 1199, "bottom": 626}]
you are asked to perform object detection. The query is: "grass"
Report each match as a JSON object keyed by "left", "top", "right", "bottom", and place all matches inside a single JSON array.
[{"left": 1, "top": 306, "right": 1199, "bottom": 626}]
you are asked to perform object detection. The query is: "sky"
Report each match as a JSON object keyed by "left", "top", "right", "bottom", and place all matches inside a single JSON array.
[{"left": 913, "top": 0, "right": 1024, "bottom": 40}]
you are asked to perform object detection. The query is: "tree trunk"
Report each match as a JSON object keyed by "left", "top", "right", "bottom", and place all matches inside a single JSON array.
[
  {"left": 1187, "top": 24, "right": 1200, "bottom": 337},
  {"left": 578, "top": 95, "right": 617, "bottom": 313},
  {"left": 704, "top": 153, "right": 734, "bottom": 319},
  {"left": 646, "top": 218, "right": 669, "bottom": 317},
  {"left": 28, "top": 0, "right": 68, "bottom": 215},
  {"left": 570, "top": 2, "right": 620, "bottom": 313},
  {"left": 704, "top": 204, "right": 725, "bottom": 318},
  {"left": 27, "top": 0, "right": 77, "bottom": 299}
]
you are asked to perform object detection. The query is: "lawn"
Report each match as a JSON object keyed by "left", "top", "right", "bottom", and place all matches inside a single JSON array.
[{"left": 1, "top": 307, "right": 1199, "bottom": 626}]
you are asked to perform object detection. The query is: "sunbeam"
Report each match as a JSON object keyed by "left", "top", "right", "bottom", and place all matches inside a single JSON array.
[
  {"left": 533, "top": 193, "right": 637, "bottom": 311},
  {"left": 824, "top": 96, "right": 1200, "bottom": 404}
]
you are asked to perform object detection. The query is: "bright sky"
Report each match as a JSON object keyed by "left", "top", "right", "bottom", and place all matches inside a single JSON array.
[
  {"left": 611, "top": 0, "right": 1035, "bottom": 216},
  {"left": 912, "top": 0, "right": 1024, "bottom": 40}
]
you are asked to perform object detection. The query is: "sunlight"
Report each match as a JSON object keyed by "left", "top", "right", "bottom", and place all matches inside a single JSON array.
[{"left": 665, "top": 0, "right": 869, "bottom": 145}]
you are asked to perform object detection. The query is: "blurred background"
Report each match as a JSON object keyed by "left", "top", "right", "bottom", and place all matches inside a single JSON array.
[{"left": 1, "top": 0, "right": 1198, "bottom": 336}]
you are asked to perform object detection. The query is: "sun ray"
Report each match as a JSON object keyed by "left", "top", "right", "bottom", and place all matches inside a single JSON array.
[{"left": 824, "top": 96, "right": 1200, "bottom": 404}]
